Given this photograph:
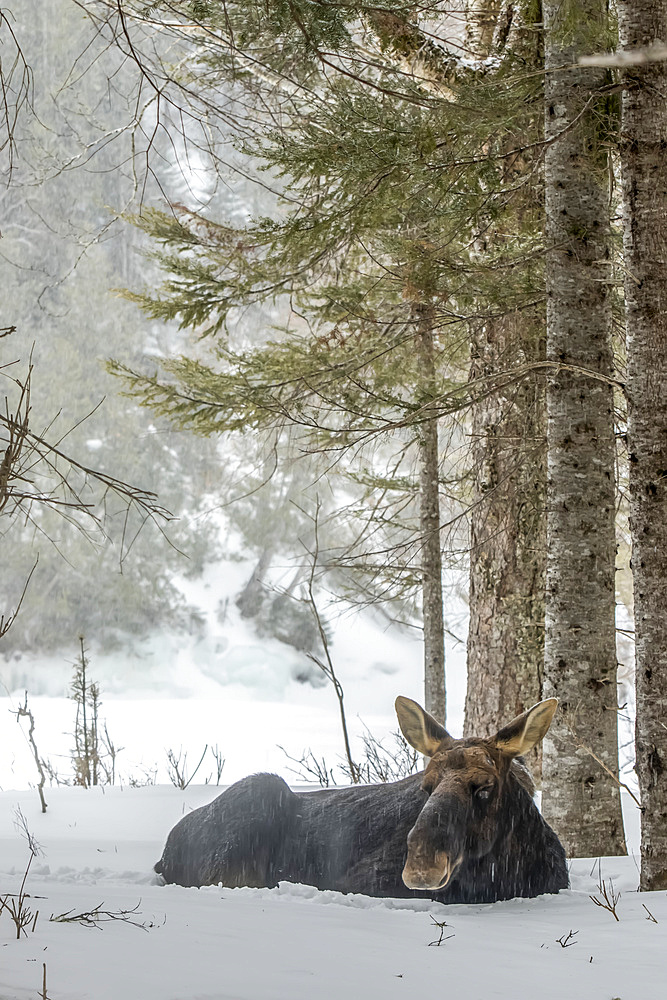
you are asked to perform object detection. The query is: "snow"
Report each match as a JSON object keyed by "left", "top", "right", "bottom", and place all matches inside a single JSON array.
[
  {"left": 0, "top": 566, "right": 467, "bottom": 791},
  {"left": 0, "top": 559, "right": 649, "bottom": 998},
  {"left": 0, "top": 784, "right": 660, "bottom": 1000}
]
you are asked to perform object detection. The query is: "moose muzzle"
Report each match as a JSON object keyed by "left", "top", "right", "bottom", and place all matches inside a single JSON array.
[{"left": 402, "top": 847, "right": 462, "bottom": 891}]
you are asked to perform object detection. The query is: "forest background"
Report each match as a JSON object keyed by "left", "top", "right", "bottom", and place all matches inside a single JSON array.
[{"left": 1, "top": 0, "right": 666, "bottom": 892}]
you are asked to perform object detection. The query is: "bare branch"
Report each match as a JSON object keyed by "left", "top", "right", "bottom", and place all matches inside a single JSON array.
[
  {"left": 580, "top": 43, "right": 667, "bottom": 68},
  {"left": 0, "top": 10, "right": 33, "bottom": 180}
]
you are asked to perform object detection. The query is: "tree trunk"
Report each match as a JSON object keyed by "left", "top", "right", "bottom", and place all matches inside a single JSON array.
[
  {"left": 416, "top": 314, "right": 446, "bottom": 725},
  {"left": 465, "top": 310, "right": 546, "bottom": 774},
  {"left": 465, "top": 0, "right": 500, "bottom": 55},
  {"left": 236, "top": 547, "right": 273, "bottom": 618},
  {"left": 619, "top": 0, "right": 667, "bottom": 889},
  {"left": 464, "top": 4, "right": 546, "bottom": 773},
  {"left": 540, "top": 0, "right": 626, "bottom": 857}
]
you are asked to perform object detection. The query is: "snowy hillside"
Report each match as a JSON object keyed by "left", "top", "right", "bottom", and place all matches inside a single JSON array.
[
  {"left": 0, "top": 553, "right": 469, "bottom": 792},
  {"left": 0, "top": 784, "right": 657, "bottom": 1000}
]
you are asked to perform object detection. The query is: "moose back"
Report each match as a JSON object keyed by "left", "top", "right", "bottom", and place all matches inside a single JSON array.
[{"left": 155, "top": 697, "right": 568, "bottom": 903}]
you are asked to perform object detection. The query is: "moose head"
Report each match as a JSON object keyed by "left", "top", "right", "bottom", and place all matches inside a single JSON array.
[{"left": 394, "top": 696, "right": 558, "bottom": 891}]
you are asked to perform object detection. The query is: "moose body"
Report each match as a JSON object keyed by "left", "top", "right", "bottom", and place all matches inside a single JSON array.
[{"left": 155, "top": 697, "right": 568, "bottom": 903}]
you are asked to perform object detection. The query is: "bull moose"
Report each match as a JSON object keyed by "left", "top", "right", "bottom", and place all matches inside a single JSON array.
[{"left": 155, "top": 696, "right": 568, "bottom": 902}]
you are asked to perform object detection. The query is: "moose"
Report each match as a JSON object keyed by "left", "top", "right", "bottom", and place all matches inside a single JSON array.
[{"left": 155, "top": 696, "right": 568, "bottom": 903}]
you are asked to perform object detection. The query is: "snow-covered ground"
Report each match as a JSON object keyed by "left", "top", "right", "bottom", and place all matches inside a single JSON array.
[
  {"left": 0, "top": 783, "right": 658, "bottom": 1000},
  {"left": 0, "top": 556, "right": 648, "bottom": 998},
  {"left": 0, "top": 561, "right": 468, "bottom": 791}
]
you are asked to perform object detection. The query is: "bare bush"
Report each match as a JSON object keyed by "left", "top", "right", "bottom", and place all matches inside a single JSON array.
[
  {"left": 70, "top": 638, "right": 121, "bottom": 786},
  {"left": 0, "top": 809, "right": 42, "bottom": 939},
  {"left": 589, "top": 862, "right": 621, "bottom": 921},
  {"left": 166, "top": 745, "right": 208, "bottom": 789},
  {"left": 207, "top": 744, "right": 225, "bottom": 785},
  {"left": 339, "top": 727, "right": 420, "bottom": 784},
  {"left": 279, "top": 747, "right": 337, "bottom": 787},
  {"left": 127, "top": 764, "right": 158, "bottom": 787},
  {"left": 71, "top": 638, "right": 101, "bottom": 786},
  {"left": 281, "top": 724, "right": 421, "bottom": 788}
]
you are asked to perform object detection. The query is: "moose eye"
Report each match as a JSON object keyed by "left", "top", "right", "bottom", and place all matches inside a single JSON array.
[
  {"left": 474, "top": 785, "right": 493, "bottom": 801},
  {"left": 422, "top": 775, "right": 438, "bottom": 795}
]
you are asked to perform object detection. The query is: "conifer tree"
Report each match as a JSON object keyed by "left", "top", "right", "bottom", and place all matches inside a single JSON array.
[{"left": 102, "top": 1, "right": 551, "bottom": 729}]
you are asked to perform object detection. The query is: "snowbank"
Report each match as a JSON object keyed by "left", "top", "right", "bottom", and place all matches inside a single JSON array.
[{"left": 0, "top": 785, "right": 659, "bottom": 1000}]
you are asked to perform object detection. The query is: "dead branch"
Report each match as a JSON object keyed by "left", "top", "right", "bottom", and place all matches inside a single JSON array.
[
  {"left": 13, "top": 693, "right": 48, "bottom": 812},
  {"left": 300, "top": 499, "right": 360, "bottom": 782},
  {"left": 0, "top": 558, "right": 38, "bottom": 639},
  {"left": 564, "top": 714, "right": 642, "bottom": 811},
  {"left": 0, "top": 10, "right": 33, "bottom": 180},
  {"left": 428, "top": 916, "right": 455, "bottom": 946},
  {"left": 589, "top": 866, "right": 621, "bottom": 921},
  {"left": 580, "top": 42, "right": 667, "bottom": 68},
  {"left": 278, "top": 746, "right": 336, "bottom": 787},
  {"left": 49, "top": 899, "right": 151, "bottom": 930},
  {"left": 0, "top": 809, "right": 43, "bottom": 939},
  {"left": 1, "top": 362, "right": 171, "bottom": 525}
]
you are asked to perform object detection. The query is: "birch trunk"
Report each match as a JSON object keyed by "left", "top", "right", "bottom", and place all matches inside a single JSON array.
[
  {"left": 541, "top": 0, "right": 626, "bottom": 857},
  {"left": 416, "top": 314, "right": 446, "bottom": 724},
  {"left": 619, "top": 0, "right": 667, "bottom": 890}
]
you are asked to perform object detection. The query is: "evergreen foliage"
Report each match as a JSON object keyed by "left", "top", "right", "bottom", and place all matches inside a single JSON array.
[{"left": 104, "top": 2, "right": 548, "bottom": 620}]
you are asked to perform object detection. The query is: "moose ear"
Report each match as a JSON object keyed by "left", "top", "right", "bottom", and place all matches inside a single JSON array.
[
  {"left": 492, "top": 698, "right": 559, "bottom": 758},
  {"left": 395, "top": 696, "right": 452, "bottom": 757}
]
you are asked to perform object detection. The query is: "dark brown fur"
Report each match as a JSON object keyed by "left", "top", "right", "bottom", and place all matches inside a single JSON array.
[{"left": 154, "top": 698, "right": 568, "bottom": 903}]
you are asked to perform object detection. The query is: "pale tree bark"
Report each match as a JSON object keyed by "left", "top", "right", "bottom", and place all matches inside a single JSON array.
[
  {"left": 619, "top": 0, "right": 667, "bottom": 890},
  {"left": 416, "top": 308, "right": 446, "bottom": 724},
  {"left": 464, "top": 4, "right": 546, "bottom": 773},
  {"left": 541, "top": 0, "right": 626, "bottom": 857}
]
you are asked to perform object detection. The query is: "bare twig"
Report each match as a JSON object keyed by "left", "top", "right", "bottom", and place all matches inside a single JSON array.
[
  {"left": 590, "top": 875, "right": 621, "bottom": 921},
  {"left": 1, "top": 362, "right": 172, "bottom": 560},
  {"left": 297, "top": 499, "right": 360, "bottom": 782},
  {"left": 127, "top": 764, "right": 158, "bottom": 787},
  {"left": 0, "top": 10, "right": 33, "bottom": 180},
  {"left": 49, "top": 900, "right": 152, "bottom": 930},
  {"left": 166, "top": 745, "right": 208, "bottom": 789},
  {"left": 339, "top": 726, "right": 420, "bottom": 784},
  {"left": 13, "top": 693, "right": 48, "bottom": 812},
  {"left": 0, "top": 558, "right": 38, "bottom": 639},
  {"left": 556, "top": 929, "right": 578, "bottom": 947},
  {"left": 0, "top": 809, "right": 43, "bottom": 939},
  {"left": 99, "top": 722, "right": 124, "bottom": 786},
  {"left": 428, "top": 916, "right": 455, "bottom": 946},
  {"left": 208, "top": 744, "right": 225, "bottom": 785},
  {"left": 564, "top": 715, "right": 642, "bottom": 810},
  {"left": 278, "top": 746, "right": 336, "bottom": 787}
]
